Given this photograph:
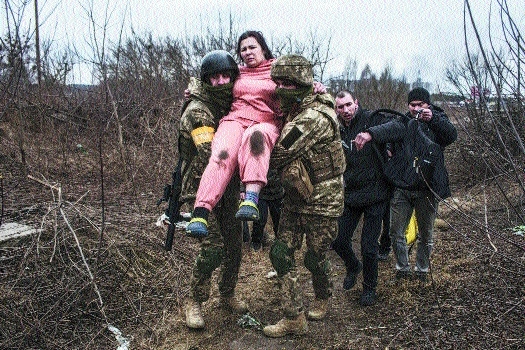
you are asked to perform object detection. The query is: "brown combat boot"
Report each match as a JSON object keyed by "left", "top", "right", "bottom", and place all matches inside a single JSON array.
[
  {"left": 220, "top": 295, "right": 248, "bottom": 314},
  {"left": 307, "top": 298, "right": 329, "bottom": 321},
  {"left": 263, "top": 312, "right": 309, "bottom": 338},
  {"left": 185, "top": 299, "right": 205, "bottom": 329}
]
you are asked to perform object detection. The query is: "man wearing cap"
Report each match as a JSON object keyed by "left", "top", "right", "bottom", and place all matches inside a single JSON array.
[
  {"left": 390, "top": 87, "right": 457, "bottom": 282},
  {"left": 262, "top": 54, "right": 345, "bottom": 337},
  {"left": 180, "top": 50, "right": 247, "bottom": 329}
]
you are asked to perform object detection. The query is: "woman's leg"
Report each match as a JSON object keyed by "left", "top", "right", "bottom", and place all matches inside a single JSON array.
[
  {"left": 188, "top": 120, "right": 245, "bottom": 236},
  {"left": 194, "top": 120, "right": 245, "bottom": 211},
  {"left": 238, "top": 122, "right": 280, "bottom": 186},
  {"left": 236, "top": 122, "right": 280, "bottom": 220}
]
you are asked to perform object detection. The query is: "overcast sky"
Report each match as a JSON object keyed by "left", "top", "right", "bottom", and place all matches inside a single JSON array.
[{"left": 7, "top": 0, "right": 525, "bottom": 91}]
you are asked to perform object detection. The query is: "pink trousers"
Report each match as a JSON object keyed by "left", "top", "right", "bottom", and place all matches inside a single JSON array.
[{"left": 194, "top": 118, "right": 280, "bottom": 211}]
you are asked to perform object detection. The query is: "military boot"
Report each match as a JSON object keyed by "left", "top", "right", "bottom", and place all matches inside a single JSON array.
[
  {"left": 263, "top": 312, "right": 308, "bottom": 338},
  {"left": 185, "top": 300, "right": 205, "bottom": 329},
  {"left": 220, "top": 295, "right": 248, "bottom": 314},
  {"left": 307, "top": 298, "right": 329, "bottom": 321}
]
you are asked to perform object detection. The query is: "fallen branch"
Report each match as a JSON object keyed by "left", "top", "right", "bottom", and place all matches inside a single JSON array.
[
  {"left": 27, "top": 173, "right": 130, "bottom": 349},
  {"left": 483, "top": 186, "right": 498, "bottom": 252}
]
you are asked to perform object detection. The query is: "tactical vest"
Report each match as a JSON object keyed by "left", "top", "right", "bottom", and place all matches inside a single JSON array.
[{"left": 303, "top": 104, "right": 346, "bottom": 184}]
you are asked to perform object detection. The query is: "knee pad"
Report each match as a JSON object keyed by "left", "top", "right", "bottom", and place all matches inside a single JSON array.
[
  {"left": 304, "top": 249, "right": 330, "bottom": 275},
  {"left": 195, "top": 247, "right": 223, "bottom": 275},
  {"left": 269, "top": 240, "right": 294, "bottom": 276}
]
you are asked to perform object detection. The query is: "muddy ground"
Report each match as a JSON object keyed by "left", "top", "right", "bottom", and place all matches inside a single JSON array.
[{"left": 0, "top": 141, "right": 524, "bottom": 349}]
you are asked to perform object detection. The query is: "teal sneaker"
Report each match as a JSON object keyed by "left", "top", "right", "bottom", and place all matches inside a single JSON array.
[
  {"left": 235, "top": 201, "right": 260, "bottom": 221},
  {"left": 186, "top": 218, "right": 208, "bottom": 237}
]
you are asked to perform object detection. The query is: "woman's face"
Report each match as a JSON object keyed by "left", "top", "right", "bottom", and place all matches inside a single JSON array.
[{"left": 239, "top": 36, "right": 266, "bottom": 68}]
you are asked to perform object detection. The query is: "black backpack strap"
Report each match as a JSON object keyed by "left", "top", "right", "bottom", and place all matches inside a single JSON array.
[{"left": 367, "top": 108, "right": 405, "bottom": 166}]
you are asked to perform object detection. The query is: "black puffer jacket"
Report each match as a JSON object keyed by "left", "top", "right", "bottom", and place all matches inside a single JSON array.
[
  {"left": 401, "top": 105, "right": 457, "bottom": 199},
  {"left": 340, "top": 107, "right": 405, "bottom": 206}
]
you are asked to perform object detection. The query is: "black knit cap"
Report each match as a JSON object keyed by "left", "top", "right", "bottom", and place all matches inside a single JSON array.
[{"left": 407, "top": 87, "right": 430, "bottom": 104}]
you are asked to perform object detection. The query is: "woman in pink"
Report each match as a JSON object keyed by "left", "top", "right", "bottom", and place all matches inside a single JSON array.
[{"left": 187, "top": 31, "right": 281, "bottom": 236}]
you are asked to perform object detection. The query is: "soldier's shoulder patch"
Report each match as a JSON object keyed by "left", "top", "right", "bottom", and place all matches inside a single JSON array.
[
  {"left": 191, "top": 126, "right": 215, "bottom": 146},
  {"left": 280, "top": 126, "right": 303, "bottom": 149}
]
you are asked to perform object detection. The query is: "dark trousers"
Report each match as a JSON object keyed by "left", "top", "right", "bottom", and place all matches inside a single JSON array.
[
  {"left": 332, "top": 200, "right": 388, "bottom": 291},
  {"left": 378, "top": 203, "right": 391, "bottom": 254},
  {"left": 251, "top": 197, "right": 282, "bottom": 243}
]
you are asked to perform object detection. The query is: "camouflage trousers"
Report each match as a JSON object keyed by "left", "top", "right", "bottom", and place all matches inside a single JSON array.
[
  {"left": 271, "top": 208, "right": 337, "bottom": 318},
  {"left": 189, "top": 178, "right": 242, "bottom": 302}
]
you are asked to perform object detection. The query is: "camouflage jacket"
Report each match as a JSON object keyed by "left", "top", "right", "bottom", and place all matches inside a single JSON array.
[
  {"left": 178, "top": 77, "right": 229, "bottom": 203},
  {"left": 271, "top": 93, "right": 345, "bottom": 217}
]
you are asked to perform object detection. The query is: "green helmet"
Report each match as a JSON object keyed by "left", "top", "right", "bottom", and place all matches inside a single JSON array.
[
  {"left": 270, "top": 54, "right": 313, "bottom": 87},
  {"left": 200, "top": 50, "right": 239, "bottom": 84}
]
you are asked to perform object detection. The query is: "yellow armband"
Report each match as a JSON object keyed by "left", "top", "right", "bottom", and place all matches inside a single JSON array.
[{"left": 191, "top": 126, "right": 215, "bottom": 146}]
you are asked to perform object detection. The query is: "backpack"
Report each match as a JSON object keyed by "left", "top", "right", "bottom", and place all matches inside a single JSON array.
[{"left": 371, "top": 109, "right": 442, "bottom": 191}]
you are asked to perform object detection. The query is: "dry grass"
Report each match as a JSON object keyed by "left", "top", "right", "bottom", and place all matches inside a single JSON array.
[{"left": 0, "top": 108, "right": 524, "bottom": 349}]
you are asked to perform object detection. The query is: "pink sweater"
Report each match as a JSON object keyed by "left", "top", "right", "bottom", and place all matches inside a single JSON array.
[{"left": 223, "top": 59, "right": 280, "bottom": 124}]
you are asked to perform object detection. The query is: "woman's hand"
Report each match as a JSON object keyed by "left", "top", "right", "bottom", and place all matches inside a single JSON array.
[{"left": 313, "top": 81, "right": 327, "bottom": 94}]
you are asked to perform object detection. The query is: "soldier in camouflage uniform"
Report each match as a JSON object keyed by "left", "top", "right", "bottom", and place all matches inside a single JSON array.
[
  {"left": 263, "top": 55, "right": 345, "bottom": 338},
  {"left": 180, "top": 50, "right": 248, "bottom": 329}
]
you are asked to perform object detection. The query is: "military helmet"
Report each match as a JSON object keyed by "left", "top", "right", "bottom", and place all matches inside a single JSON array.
[
  {"left": 200, "top": 50, "right": 239, "bottom": 83},
  {"left": 270, "top": 54, "right": 313, "bottom": 87}
]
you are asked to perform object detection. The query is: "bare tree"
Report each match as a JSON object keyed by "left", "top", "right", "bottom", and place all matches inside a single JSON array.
[
  {"left": 0, "top": 0, "right": 36, "bottom": 171},
  {"left": 446, "top": 0, "right": 524, "bottom": 224},
  {"left": 272, "top": 29, "right": 335, "bottom": 82}
]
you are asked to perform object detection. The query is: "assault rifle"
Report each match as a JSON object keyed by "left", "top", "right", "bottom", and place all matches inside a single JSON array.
[{"left": 158, "top": 159, "right": 185, "bottom": 251}]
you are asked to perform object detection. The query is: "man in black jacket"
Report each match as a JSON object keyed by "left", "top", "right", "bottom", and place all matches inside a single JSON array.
[
  {"left": 331, "top": 90, "right": 404, "bottom": 306},
  {"left": 390, "top": 87, "right": 457, "bottom": 282}
]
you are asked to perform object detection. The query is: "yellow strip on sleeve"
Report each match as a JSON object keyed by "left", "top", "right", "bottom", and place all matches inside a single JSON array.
[{"left": 191, "top": 126, "right": 215, "bottom": 145}]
